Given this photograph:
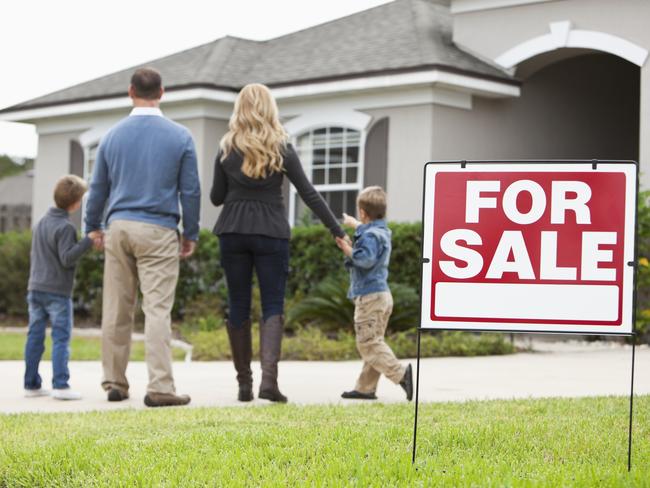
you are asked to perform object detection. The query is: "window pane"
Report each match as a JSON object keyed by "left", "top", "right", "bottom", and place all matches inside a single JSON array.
[
  {"left": 329, "top": 147, "right": 343, "bottom": 165},
  {"left": 313, "top": 169, "right": 325, "bottom": 184},
  {"left": 313, "top": 148, "right": 326, "bottom": 166},
  {"left": 345, "top": 167, "right": 358, "bottom": 184},
  {"left": 329, "top": 167, "right": 342, "bottom": 184},
  {"left": 313, "top": 128, "right": 328, "bottom": 148},
  {"left": 346, "top": 191, "right": 358, "bottom": 216},
  {"left": 345, "top": 146, "right": 359, "bottom": 164},
  {"left": 345, "top": 129, "right": 361, "bottom": 146},
  {"left": 329, "top": 127, "right": 345, "bottom": 147},
  {"left": 324, "top": 191, "right": 344, "bottom": 218}
]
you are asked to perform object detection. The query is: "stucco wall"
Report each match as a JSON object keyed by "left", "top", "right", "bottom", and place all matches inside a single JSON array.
[
  {"left": 363, "top": 104, "right": 434, "bottom": 222},
  {"left": 431, "top": 53, "right": 639, "bottom": 163},
  {"left": 178, "top": 117, "right": 228, "bottom": 230},
  {"left": 32, "top": 130, "right": 82, "bottom": 224},
  {"left": 453, "top": 0, "right": 650, "bottom": 62},
  {"left": 452, "top": 0, "right": 650, "bottom": 186}
]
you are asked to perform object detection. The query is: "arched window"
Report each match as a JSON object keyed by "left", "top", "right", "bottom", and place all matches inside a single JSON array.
[{"left": 290, "top": 126, "right": 363, "bottom": 225}]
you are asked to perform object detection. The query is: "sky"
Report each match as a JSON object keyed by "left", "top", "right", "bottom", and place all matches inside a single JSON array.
[{"left": 0, "top": 0, "right": 392, "bottom": 159}]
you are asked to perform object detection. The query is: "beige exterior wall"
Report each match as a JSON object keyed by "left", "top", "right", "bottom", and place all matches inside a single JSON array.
[
  {"left": 453, "top": 0, "right": 650, "bottom": 61},
  {"left": 32, "top": 130, "right": 82, "bottom": 224},
  {"left": 178, "top": 117, "right": 229, "bottom": 229},
  {"left": 452, "top": 0, "right": 650, "bottom": 186},
  {"left": 431, "top": 53, "right": 639, "bottom": 159},
  {"left": 363, "top": 104, "right": 434, "bottom": 222}
]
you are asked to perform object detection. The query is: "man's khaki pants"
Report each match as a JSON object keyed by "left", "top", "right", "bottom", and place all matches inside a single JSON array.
[
  {"left": 101, "top": 220, "right": 179, "bottom": 395},
  {"left": 353, "top": 291, "right": 406, "bottom": 393}
]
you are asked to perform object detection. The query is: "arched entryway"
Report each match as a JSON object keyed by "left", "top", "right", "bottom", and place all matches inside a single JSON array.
[{"left": 511, "top": 50, "right": 640, "bottom": 163}]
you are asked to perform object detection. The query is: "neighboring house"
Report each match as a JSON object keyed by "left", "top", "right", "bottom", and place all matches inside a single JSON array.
[
  {"left": 1, "top": 0, "right": 649, "bottom": 229},
  {"left": 0, "top": 171, "right": 33, "bottom": 232}
]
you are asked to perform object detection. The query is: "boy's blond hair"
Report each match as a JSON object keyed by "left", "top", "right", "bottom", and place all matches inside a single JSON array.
[
  {"left": 357, "top": 186, "right": 387, "bottom": 220},
  {"left": 53, "top": 175, "right": 88, "bottom": 210}
]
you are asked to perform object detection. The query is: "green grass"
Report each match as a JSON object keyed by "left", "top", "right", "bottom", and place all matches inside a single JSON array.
[
  {"left": 0, "top": 332, "right": 186, "bottom": 361},
  {"left": 0, "top": 396, "right": 647, "bottom": 486}
]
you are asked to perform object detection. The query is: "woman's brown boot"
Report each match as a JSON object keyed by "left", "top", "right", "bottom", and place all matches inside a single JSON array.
[
  {"left": 258, "top": 315, "right": 288, "bottom": 403},
  {"left": 226, "top": 320, "right": 253, "bottom": 401}
]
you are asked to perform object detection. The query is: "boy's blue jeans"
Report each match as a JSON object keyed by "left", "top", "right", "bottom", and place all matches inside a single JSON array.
[{"left": 24, "top": 290, "right": 73, "bottom": 390}]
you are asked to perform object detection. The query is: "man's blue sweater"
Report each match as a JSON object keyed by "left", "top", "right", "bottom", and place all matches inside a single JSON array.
[{"left": 85, "top": 109, "right": 201, "bottom": 240}]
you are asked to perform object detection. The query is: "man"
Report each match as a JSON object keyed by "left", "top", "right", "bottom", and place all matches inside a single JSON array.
[{"left": 85, "top": 67, "right": 200, "bottom": 407}]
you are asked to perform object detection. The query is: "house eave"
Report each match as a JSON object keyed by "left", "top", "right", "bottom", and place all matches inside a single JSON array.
[{"left": 0, "top": 66, "right": 520, "bottom": 123}]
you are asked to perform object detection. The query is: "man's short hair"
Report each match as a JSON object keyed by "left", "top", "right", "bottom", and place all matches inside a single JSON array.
[
  {"left": 130, "top": 67, "right": 162, "bottom": 100},
  {"left": 54, "top": 175, "right": 88, "bottom": 210},
  {"left": 357, "top": 186, "right": 387, "bottom": 220}
]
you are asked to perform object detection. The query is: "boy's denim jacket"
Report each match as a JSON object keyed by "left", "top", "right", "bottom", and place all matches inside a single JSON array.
[{"left": 344, "top": 219, "right": 391, "bottom": 299}]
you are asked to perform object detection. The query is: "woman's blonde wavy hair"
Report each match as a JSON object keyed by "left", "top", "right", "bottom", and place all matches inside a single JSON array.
[{"left": 220, "top": 83, "right": 289, "bottom": 179}]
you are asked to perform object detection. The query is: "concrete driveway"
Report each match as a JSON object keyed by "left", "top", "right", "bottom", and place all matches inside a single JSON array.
[{"left": 1, "top": 341, "right": 647, "bottom": 414}]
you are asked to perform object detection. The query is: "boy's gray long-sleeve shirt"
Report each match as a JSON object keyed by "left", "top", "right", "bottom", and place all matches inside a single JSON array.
[{"left": 28, "top": 207, "right": 93, "bottom": 297}]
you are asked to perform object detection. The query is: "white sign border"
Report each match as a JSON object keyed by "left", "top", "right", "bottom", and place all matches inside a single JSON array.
[{"left": 420, "top": 160, "right": 638, "bottom": 335}]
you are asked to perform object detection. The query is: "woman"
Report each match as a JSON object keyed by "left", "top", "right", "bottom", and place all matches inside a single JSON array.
[{"left": 210, "top": 83, "right": 345, "bottom": 403}]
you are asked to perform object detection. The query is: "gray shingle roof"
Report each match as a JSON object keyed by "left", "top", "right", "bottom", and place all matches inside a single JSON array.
[{"left": 2, "top": 0, "right": 513, "bottom": 113}]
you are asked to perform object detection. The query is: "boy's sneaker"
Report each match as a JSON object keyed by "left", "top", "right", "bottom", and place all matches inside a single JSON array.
[
  {"left": 400, "top": 364, "right": 413, "bottom": 401},
  {"left": 341, "top": 390, "right": 377, "bottom": 400},
  {"left": 24, "top": 388, "right": 50, "bottom": 398},
  {"left": 51, "top": 388, "right": 82, "bottom": 401}
]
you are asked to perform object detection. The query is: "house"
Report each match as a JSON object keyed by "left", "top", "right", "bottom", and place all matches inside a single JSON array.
[
  {"left": 1, "top": 0, "right": 648, "bottom": 229},
  {"left": 0, "top": 171, "right": 33, "bottom": 232}
]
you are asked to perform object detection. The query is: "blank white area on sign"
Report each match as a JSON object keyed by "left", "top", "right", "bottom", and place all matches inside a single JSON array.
[{"left": 434, "top": 282, "right": 619, "bottom": 322}]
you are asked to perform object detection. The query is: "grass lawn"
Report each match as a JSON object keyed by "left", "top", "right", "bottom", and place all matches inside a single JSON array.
[
  {"left": 0, "top": 332, "right": 186, "bottom": 361},
  {"left": 0, "top": 396, "right": 647, "bottom": 487}
]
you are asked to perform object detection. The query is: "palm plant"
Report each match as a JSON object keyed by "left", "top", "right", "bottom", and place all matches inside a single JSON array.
[{"left": 286, "top": 276, "right": 420, "bottom": 332}]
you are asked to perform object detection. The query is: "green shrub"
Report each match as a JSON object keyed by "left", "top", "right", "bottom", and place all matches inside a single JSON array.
[
  {"left": 287, "top": 225, "right": 346, "bottom": 296},
  {"left": 636, "top": 190, "right": 650, "bottom": 342},
  {"left": 287, "top": 222, "right": 422, "bottom": 296},
  {"left": 0, "top": 231, "right": 31, "bottom": 315},
  {"left": 388, "top": 222, "right": 422, "bottom": 288}
]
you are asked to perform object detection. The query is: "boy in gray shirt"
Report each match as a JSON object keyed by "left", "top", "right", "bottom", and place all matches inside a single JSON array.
[{"left": 24, "top": 175, "right": 98, "bottom": 400}]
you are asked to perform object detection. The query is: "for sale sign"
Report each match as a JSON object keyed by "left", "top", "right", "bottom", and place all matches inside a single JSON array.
[{"left": 421, "top": 161, "right": 637, "bottom": 334}]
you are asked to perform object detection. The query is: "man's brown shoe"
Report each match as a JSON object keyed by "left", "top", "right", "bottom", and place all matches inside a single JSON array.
[{"left": 144, "top": 392, "right": 191, "bottom": 407}]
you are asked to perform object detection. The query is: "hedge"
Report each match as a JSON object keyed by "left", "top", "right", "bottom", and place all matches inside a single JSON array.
[{"left": 0, "top": 223, "right": 422, "bottom": 321}]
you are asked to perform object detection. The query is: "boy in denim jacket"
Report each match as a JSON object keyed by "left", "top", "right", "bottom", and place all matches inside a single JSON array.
[{"left": 336, "top": 186, "right": 413, "bottom": 400}]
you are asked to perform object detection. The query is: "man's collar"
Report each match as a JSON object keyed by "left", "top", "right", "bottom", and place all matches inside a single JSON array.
[{"left": 130, "top": 107, "right": 163, "bottom": 117}]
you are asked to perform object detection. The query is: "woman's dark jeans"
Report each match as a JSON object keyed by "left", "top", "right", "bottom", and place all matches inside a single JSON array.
[{"left": 219, "top": 234, "right": 289, "bottom": 327}]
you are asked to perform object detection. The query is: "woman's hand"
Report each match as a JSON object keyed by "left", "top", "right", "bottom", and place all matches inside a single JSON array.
[
  {"left": 342, "top": 213, "right": 360, "bottom": 229},
  {"left": 336, "top": 236, "right": 353, "bottom": 257}
]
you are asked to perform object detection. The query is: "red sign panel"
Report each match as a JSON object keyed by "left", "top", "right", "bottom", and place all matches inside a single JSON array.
[{"left": 420, "top": 162, "right": 636, "bottom": 334}]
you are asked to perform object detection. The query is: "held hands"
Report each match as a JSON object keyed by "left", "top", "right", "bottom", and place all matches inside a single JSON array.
[
  {"left": 335, "top": 236, "right": 353, "bottom": 257},
  {"left": 180, "top": 237, "right": 197, "bottom": 259},
  {"left": 342, "top": 213, "right": 360, "bottom": 229},
  {"left": 88, "top": 230, "right": 104, "bottom": 251}
]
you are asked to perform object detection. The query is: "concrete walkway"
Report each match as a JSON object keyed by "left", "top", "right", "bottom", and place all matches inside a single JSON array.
[{"left": 1, "top": 342, "right": 648, "bottom": 414}]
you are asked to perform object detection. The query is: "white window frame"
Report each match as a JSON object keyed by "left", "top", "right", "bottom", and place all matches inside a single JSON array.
[
  {"left": 288, "top": 125, "right": 367, "bottom": 226},
  {"left": 285, "top": 109, "right": 371, "bottom": 226}
]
